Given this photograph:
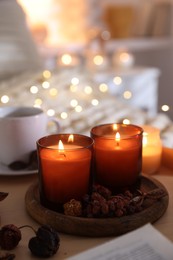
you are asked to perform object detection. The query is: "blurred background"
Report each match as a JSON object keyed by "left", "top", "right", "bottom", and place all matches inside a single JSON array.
[
  {"left": 16, "top": 0, "right": 173, "bottom": 120},
  {"left": 0, "top": 0, "right": 173, "bottom": 135}
]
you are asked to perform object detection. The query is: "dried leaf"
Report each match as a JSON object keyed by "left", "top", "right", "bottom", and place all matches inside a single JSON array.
[
  {"left": 0, "top": 192, "right": 8, "bottom": 201},
  {"left": 145, "top": 188, "right": 167, "bottom": 200}
]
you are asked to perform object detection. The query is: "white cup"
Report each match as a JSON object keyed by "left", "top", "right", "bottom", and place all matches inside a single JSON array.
[{"left": 0, "top": 106, "right": 60, "bottom": 165}]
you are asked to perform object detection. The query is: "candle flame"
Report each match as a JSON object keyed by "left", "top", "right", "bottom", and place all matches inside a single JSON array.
[
  {"left": 143, "top": 132, "right": 148, "bottom": 147},
  {"left": 115, "top": 132, "right": 120, "bottom": 146},
  {"left": 58, "top": 140, "right": 64, "bottom": 151},
  {"left": 68, "top": 134, "right": 74, "bottom": 143},
  {"left": 58, "top": 140, "right": 66, "bottom": 157},
  {"left": 115, "top": 132, "right": 120, "bottom": 142}
]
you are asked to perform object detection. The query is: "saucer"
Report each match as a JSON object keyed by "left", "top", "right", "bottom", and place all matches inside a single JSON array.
[{"left": 0, "top": 162, "right": 38, "bottom": 176}]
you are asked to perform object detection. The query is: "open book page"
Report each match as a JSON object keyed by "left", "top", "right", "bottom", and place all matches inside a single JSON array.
[{"left": 67, "top": 223, "right": 173, "bottom": 260}]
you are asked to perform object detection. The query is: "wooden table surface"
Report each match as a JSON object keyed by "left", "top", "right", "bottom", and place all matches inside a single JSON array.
[{"left": 0, "top": 164, "right": 173, "bottom": 259}]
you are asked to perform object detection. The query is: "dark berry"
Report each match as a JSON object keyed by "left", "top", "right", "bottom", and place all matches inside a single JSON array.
[
  {"left": 28, "top": 225, "right": 60, "bottom": 258},
  {"left": 0, "top": 224, "right": 21, "bottom": 250}
]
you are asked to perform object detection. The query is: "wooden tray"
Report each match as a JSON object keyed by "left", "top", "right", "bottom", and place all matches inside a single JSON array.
[{"left": 25, "top": 175, "right": 169, "bottom": 237}]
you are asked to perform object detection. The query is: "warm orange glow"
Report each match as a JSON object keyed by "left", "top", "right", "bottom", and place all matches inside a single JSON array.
[
  {"left": 18, "top": 0, "right": 88, "bottom": 46},
  {"left": 68, "top": 134, "right": 74, "bottom": 143},
  {"left": 113, "top": 124, "right": 118, "bottom": 131},
  {"left": 142, "top": 132, "right": 148, "bottom": 147},
  {"left": 18, "top": 0, "right": 51, "bottom": 24}
]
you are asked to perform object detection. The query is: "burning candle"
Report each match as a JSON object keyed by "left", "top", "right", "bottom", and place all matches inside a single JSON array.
[
  {"left": 37, "top": 134, "right": 93, "bottom": 211},
  {"left": 142, "top": 125, "right": 162, "bottom": 175},
  {"left": 90, "top": 123, "right": 143, "bottom": 189}
]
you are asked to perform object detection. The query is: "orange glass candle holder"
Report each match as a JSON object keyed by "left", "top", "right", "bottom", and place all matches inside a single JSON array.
[
  {"left": 37, "top": 134, "right": 94, "bottom": 211},
  {"left": 90, "top": 123, "right": 143, "bottom": 189}
]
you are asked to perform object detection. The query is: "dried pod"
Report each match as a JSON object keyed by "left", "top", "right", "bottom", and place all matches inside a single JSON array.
[
  {"left": 0, "top": 224, "right": 21, "bottom": 250},
  {"left": 64, "top": 199, "right": 82, "bottom": 217},
  {"left": 28, "top": 225, "right": 60, "bottom": 258}
]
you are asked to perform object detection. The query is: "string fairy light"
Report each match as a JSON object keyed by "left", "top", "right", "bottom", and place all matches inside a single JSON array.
[
  {"left": 34, "top": 98, "right": 43, "bottom": 106},
  {"left": 1, "top": 95, "right": 10, "bottom": 104},
  {"left": 61, "top": 112, "right": 68, "bottom": 119},
  {"left": 91, "top": 99, "right": 99, "bottom": 106},
  {"left": 84, "top": 86, "right": 93, "bottom": 94},
  {"left": 49, "top": 88, "right": 58, "bottom": 97},
  {"left": 70, "top": 85, "right": 78, "bottom": 92},
  {"left": 30, "top": 85, "right": 39, "bottom": 94},
  {"left": 75, "top": 105, "right": 82, "bottom": 112},
  {"left": 99, "top": 83, "right": 108, "bottom": 93},
  {"left": 113, "top": 77, "right": 122, "bottom": 85},
  {"left": 161, "top": 105, "right": 170, "bottom": 112},
  {"left": 71, "top": 77, "right": 79, "bottom": 85},
  {"left": 0, "top": 67, "right": 170, "bottom": 140},
  {"left": 43, "top": 70, "right": 51, "bottom": 79},
  {"left": 42, "top": 81, "right": 50, "bottom": 89},
  {"left": 123, "top": 91, "right": 132, "bottom": 100},
  {"left": 70, "top": 99, "right": 78, "bottom": 107},
  {"left": 123, "top": 119, "right": 130, "bottom": 124}
]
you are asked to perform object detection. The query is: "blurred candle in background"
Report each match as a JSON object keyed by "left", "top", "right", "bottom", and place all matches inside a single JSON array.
[
  {"left": 113, "top": 49, "right": 135, "bottom": 69},
  {"left": 142, "top": 125, "right": 162, "bottom": 175}
]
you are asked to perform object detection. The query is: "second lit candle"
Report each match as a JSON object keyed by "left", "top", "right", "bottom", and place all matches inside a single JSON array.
[{"left": 91, "top": 123, "right": 143, "bottom": 189}]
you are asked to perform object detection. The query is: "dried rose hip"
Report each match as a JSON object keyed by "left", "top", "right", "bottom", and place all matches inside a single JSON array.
[
  {"left": 0, "top": 224, "right": 21, "bottom": 250},
  {"left": 28, "top": 225, "right": 60, "bottom": 258}
]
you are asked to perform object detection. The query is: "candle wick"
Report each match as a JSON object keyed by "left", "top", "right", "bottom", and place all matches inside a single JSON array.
[
  {"left": 59, "top": 152, "right": 66, "bottom": 157},
  {"left": 116, "top": 141, "right": 119, "bottom": 147}
]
